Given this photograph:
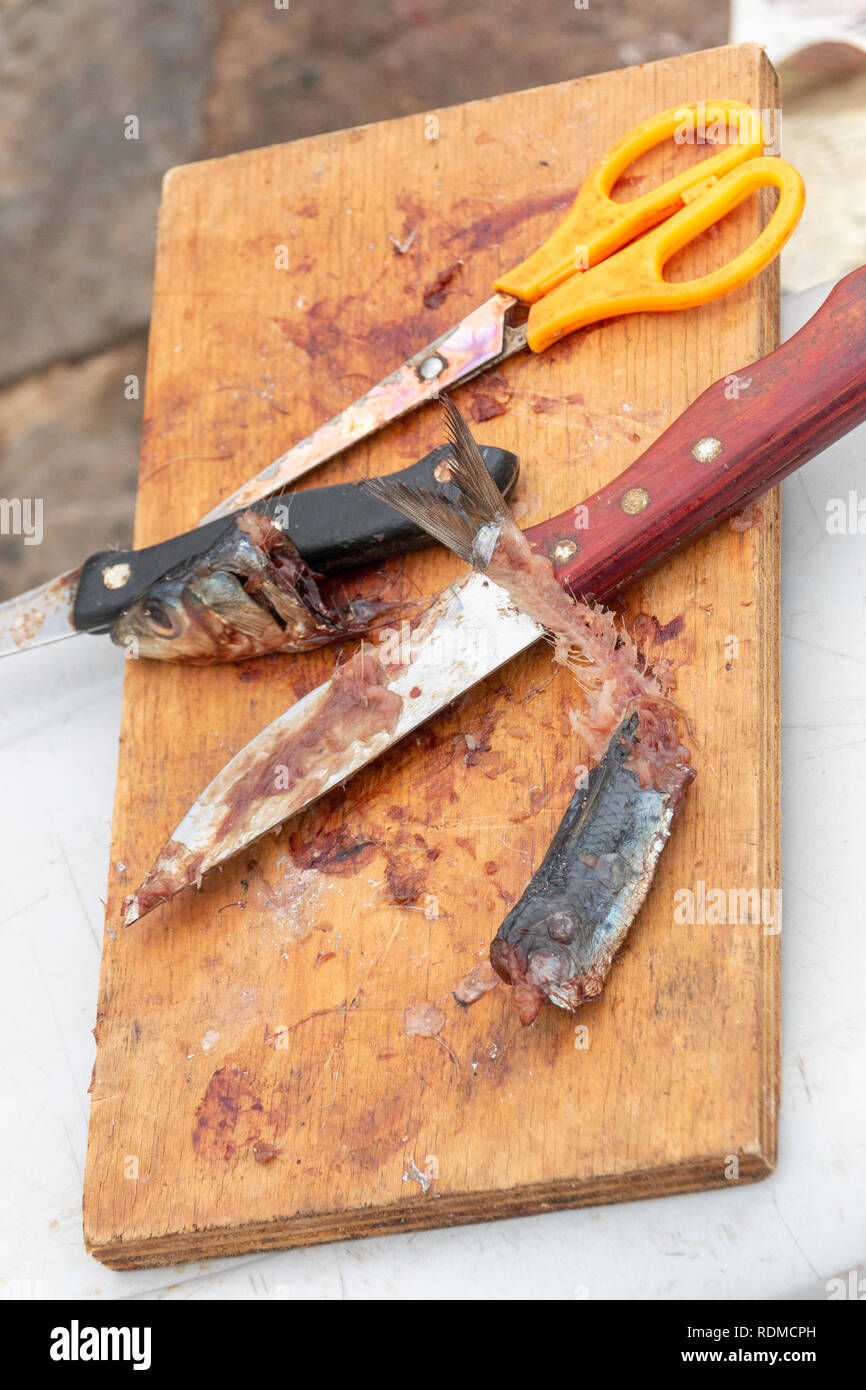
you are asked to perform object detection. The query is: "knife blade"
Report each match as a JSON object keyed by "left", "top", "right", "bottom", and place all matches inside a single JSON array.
[
  {"left": 123, "top": 266, "right": 866, "bottom": 923},
  {"left": 122, "top": 571, "right": 542, "bottom": 922},
  {"left": 0, "top": 443, "right": 517, "bottom": 657}
]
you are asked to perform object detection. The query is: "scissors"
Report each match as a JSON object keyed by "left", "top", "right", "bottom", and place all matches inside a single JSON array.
[{"left": 196, "top": 98, "right": 805, "bottom": 523}]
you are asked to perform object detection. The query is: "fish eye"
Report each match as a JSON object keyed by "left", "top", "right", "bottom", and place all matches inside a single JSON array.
[{"left": 142, "top": 599, "right": 176, "bottom": 635}]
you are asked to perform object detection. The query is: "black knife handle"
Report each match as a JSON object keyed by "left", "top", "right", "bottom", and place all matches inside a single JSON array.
[{"left": 73, "top": 443, "right": 518, "bottom": 634}]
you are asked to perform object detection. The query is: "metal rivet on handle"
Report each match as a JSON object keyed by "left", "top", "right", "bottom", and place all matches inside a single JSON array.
[
  {"left": 621, "top": 486, "right": 650, "bottom": 515},
  {"left": 550, "top": 538, "right": 578, "bottom": 565},
  {"left": 692, "top": 435, "right": 723, "bottom": 463},
  {"left": 102, "top": 562, "right": 131, "bottom": 590},
  {"left": 416, "top": 353, "right": 448, "bottom": 381}
]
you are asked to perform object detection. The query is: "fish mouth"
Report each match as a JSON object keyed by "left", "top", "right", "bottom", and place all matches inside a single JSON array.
[{"left": 491, "top": 929, "right": 607, "bottom": 1026}]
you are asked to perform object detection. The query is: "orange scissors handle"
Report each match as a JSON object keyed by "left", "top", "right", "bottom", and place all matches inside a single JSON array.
[
  {"left": 495, "top": 100, "right": 767, "bottom": 303},
  {"left": 525, "top": 155, "right": 805, "bottom": 352}
]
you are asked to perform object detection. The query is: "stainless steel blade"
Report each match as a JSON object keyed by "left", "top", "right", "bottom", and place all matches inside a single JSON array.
[
  {"left": 197, "top": 294, "right": 526, "bottom": 525},
  {"left": 0, "top": 569, "right": 82, "bottom": 657},
  {"left": 124, "top": 570, "right": 542, "bottom": 921}
]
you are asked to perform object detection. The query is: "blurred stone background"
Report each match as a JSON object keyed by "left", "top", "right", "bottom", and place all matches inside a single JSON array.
[{"left": 1, "top": 0, "right": 864, "bottom": 597}]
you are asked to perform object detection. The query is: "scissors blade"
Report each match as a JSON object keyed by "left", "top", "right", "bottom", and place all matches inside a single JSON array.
[
  {"left": 0, "top": 569, "right": 82, "bottom": 657},
  {"left": 198, "top": 293, "right": 526, "bottom": 525},
  {"left": 123, "top": 570, "right": 543, "bottom": 922}
]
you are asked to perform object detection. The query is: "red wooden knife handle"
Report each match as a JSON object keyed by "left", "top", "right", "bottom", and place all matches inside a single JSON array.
[{"left": 526, "top": 265, "right": 866, "bottom": 600}]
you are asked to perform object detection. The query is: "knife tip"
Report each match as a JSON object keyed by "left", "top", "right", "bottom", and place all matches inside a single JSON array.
[{"left": 122, "top": 895, "right": 141, "bottom": 927}]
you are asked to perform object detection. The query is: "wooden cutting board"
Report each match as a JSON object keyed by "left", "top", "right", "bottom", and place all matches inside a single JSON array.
[{"left": 84, "top": 43, "right": 781, "bottom": 1269}]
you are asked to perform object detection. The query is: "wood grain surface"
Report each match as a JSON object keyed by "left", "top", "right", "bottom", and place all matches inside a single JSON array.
[{"left": 84, "top": 43, "right": 782, "bottom": 1269}]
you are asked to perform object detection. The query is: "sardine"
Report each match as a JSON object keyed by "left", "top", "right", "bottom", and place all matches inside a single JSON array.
[
  {"left": 365, "top": 400, "right": 695, "bottom": 1023},
  {"left": 110, "top": 511, "right": 394, "bottom": 662},
  {"left": 490, "top": 713, "right": 693, "bottom": 1024}
]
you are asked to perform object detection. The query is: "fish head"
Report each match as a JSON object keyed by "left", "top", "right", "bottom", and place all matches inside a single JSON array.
[{"left": 110, "top": 575, "right": 200, "bottom": 659}]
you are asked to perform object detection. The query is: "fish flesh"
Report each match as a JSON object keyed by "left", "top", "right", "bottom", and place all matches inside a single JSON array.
[
  {"left": 365, "top": 400, "right": 694, "bottom": 1023},
  {"left": 111, "top": 511, "right": 395, "bottom": 662}
]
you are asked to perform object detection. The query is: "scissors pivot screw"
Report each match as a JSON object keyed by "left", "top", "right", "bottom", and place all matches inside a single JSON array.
[
  {"left": 621, "top": 486, "right": 650, "bottom": 515},
  {"left": 550, "top": 538, "right": 578, "bottom": 565},
  {"left": 102, "top": 562, "right": 132, "bottom": 590},
  {"left": 692, "top": 435, "right": 723, "bottom": 463},
  {"left": 417, "top": 353, "right": 448, "bottom": 381}
]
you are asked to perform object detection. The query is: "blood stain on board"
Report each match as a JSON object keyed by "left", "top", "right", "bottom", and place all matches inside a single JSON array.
[
  {"left": 288, "top": 826, "right": 378, "bottom": 877},
  {"left": 422, "top": 261, "right": 463, "bottom": 309},
  {"left": 384, "top": 856, "right": 428, "bottom": 905},
  {"left": 631, "top": 611, "right": 686, "bottom": 646},
  {"left": 468, "top": 371, "right": 513, "bottom": 422},
  {"left": 445, "top": 188, "right": 571, "bottom": 257},
  {"left": 193, "top": 1065, "right": 287, "bottom": 1163}
]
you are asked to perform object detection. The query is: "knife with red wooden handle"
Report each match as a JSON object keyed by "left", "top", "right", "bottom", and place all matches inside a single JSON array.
[
  {"left": 532, "top": 264, "right": 866, "bottom": 599},
  {"left": 124, "top": 268, "right": 866, "bottom": 924}
]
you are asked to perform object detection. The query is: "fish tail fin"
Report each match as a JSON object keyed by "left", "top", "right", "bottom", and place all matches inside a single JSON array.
[
  {"left": 440, "top": 397, "right": 514, "bottom": 528},
  {"left": 360, "top": 478, "right": 480, "bottom": 565},
  {"left": 362, "top": 398, "right": 515, "bottom": 568}
]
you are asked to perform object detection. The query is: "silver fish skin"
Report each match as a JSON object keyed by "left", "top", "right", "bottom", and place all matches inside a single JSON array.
[
  {"left": 110, "top": 511, "right": 390, "bottom": 662},
  {"left": 491, "top": 714, "right": 694, "bottom": 1025}
]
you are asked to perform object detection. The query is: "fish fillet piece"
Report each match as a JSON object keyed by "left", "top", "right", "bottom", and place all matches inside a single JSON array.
[{"left": 365, "top": 399, "right": 695, "bottom": 1023}]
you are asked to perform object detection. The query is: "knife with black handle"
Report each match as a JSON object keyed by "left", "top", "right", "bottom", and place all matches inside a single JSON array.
[{"left": 0, "top": 443, "right": 518, "bottom": 654}]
